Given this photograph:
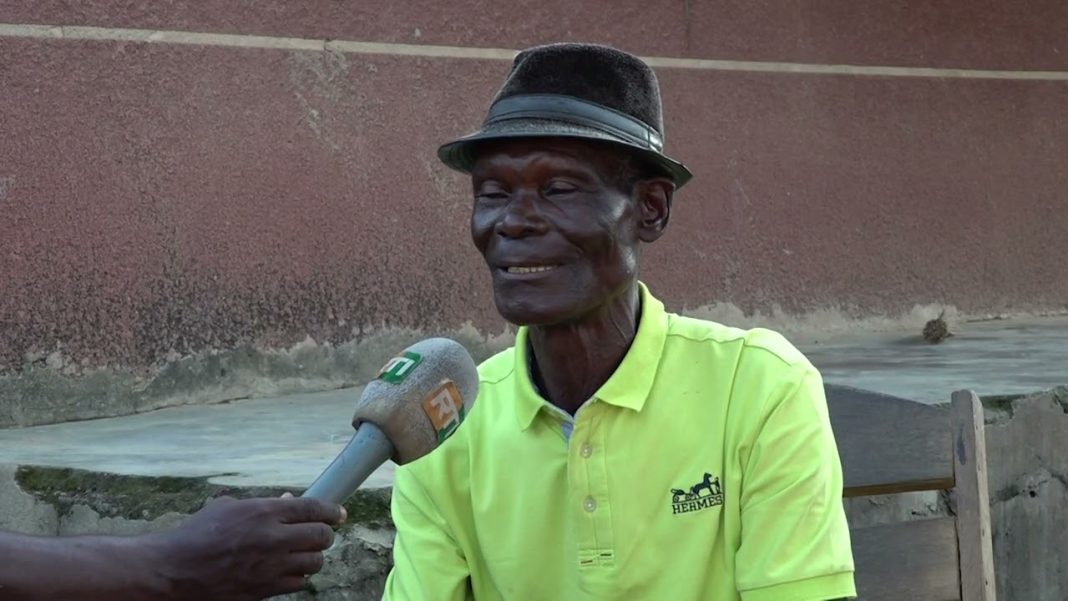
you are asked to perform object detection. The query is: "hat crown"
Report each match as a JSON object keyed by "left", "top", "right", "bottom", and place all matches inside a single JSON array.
[
  {"left": 491, "top": 43, "right": 665, "bottom": 136},
  {"left": 436, "top": 42, "right": 693, "bottom": 188}
]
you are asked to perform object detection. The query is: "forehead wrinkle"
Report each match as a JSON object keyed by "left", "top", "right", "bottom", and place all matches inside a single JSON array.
[{"left": 471, "top": 141, "right": 623, "bottom": 185}]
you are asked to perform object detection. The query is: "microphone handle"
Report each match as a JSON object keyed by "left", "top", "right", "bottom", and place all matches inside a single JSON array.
[{"left": 301, "top": 422, "right": 394, "bottom": 504}]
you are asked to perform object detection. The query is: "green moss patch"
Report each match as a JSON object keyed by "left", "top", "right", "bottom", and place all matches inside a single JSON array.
[
  {"left": 15, "top": 465, "right": 393, "bottom": 528},
  {"left": 341, "top": 486, "right": 393, "bottom": 529}
]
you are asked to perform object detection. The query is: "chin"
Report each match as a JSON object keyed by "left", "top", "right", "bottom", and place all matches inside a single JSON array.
[{"left": 493, "top": 296, "right": 569, "bottom": 328}]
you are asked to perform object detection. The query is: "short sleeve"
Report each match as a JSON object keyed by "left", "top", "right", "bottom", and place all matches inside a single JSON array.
[
  {"left": 735, "top": 367, "right": 857, "bottom": 601},
  {"left": 382, "top": 467, "right": 472, "bottom": 601}
]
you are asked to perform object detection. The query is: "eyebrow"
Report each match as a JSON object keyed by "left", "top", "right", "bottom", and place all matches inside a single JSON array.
[{"left": 472, "top": 152, "right": 604, "bottom": 181}]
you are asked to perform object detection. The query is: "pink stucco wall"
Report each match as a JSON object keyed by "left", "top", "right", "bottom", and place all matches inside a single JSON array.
[{"left": 2, "top": 2, "right": 1066, "bottom": 371}]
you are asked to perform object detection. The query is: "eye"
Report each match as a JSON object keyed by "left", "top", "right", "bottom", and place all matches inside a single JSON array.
[
  {"left": 544, "top": 181, "right": 578, "bottom": 197},
  {"left": 475, "top": 192, "right": 508, "bottom": 203},
  {"left": 474, "top": 182, "right": 509, "bottom": 203}
]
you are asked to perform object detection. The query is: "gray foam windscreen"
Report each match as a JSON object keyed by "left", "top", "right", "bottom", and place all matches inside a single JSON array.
[{"left": 351, "top": 337, "right": 479, "bottom": 464}]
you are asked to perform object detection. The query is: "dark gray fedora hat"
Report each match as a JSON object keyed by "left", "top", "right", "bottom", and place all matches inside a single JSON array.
[{"left": 437, "top": 42, "right": 693, "bottom": 188}]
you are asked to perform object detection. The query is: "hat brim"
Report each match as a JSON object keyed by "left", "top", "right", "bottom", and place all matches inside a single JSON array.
[{"left": 437, "top": 118, "right": 694, "bottom": 189}]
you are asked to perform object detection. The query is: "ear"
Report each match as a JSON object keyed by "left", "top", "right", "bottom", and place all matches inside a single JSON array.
[{"left": 634, "top": 178, "right": 674, "bottom": 243}]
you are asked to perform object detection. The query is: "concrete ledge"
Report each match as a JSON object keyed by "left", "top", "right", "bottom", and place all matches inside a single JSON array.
[
  {"left": 0, "top": 325, "right": 512, "bottom": 428},
  {"left": 12, "top": 466, "right": 389, "bottom": 528}
]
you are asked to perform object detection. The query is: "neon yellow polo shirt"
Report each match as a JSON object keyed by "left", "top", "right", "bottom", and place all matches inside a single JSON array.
[{"left": 384, "top": 283, "right": 855, "bottom": 600}]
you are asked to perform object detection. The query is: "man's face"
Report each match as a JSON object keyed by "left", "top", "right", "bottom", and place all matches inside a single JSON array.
[{"left": 469, "top": 138, "right": 645, "bottom": 326}]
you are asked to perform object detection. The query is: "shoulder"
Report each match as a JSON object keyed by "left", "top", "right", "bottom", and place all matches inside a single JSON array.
[
  {"left": 476, "top": 345, "right": 517, "bottom": 385},
  {"left": 663, "top": 315, "right": 833, "bottom": 459},
  {"left": 665, "top": 313, "right": 814, "bottom": 372},
  {"left": 662, "top": 313, "right": 820, "bottom": 425}
]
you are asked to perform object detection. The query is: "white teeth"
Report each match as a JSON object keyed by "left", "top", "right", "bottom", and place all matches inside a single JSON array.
[{"left": 507, "top": 266, "right": 557, "bottom": 274}]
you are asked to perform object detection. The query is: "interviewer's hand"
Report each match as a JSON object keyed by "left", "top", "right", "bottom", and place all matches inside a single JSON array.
[{"left": 147, "top": 495, "right": 346, "bottom": 600}]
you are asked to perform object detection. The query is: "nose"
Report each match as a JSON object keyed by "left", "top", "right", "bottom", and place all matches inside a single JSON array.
[{"left": 494, "top": 188, "right": 547, "bottom": 239}]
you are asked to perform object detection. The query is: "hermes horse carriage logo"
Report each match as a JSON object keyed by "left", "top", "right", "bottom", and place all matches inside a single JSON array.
[{"left": 670, "top": 472, "right": 725, "bottom": 514}]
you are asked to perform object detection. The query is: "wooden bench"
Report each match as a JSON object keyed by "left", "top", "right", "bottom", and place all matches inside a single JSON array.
[{"left": 826, "top": 385, "right": 997, "bottom": 601}]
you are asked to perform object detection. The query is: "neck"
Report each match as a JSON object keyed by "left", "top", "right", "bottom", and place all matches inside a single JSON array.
[{"left": 528, "top": 282, "right": 641, "bottom": 414}]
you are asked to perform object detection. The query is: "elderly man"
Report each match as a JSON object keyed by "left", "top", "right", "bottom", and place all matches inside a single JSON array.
[{"left": 384, "top": 43, "right": 856, "bottom": 600}]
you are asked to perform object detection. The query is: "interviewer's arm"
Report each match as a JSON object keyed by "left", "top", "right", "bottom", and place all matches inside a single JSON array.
[
  {"left": 0, "top": 530, "right": 170, "bottom": 599},
  {"left": 0, "top": 496, "right": 345, "bottom": 600}
]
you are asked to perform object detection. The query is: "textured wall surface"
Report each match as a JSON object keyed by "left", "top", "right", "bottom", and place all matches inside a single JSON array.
[
  {"left": 2, "top": 2, "right": 1067, "bottom": 380},
  {"left": 9, "top": 0, "right": 1068, "bottom": 71}
]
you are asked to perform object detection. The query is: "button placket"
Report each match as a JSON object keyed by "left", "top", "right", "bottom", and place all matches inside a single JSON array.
[
  {"left": 590, "top": 408, "right": 616, "bottom": 567},
  {"left": 573, "top": 403, "right": 616, "bottom": 571},
  {"left": 580, "top": 442, "right": 593, "bottom": 458},
  {"left": 570, "top": 403, "right": 599, "bottom": 572}
]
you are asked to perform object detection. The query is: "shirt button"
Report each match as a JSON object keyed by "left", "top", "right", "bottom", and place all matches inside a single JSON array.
[
  {"left": 584, "top": 496, "right": 597, "bottom": 512},
  {"left": 580, "top": 443, "right": 593, "bottom": 458}
]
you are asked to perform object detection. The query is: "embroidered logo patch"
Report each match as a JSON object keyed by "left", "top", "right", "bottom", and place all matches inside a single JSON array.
[{"left": 670, "top": 472, "right": 724, "bottom": 514}]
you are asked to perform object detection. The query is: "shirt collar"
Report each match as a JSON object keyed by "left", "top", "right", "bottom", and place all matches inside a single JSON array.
[{"left": 513, "top": 282, "right": 670, "bottom": 431}]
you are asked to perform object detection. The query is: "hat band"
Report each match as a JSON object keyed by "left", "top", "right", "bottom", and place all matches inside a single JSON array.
[{"left": 483, "top": 94, "right": 664, "bottom": 153}]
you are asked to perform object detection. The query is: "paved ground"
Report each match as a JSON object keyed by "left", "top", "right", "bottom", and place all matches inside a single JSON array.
[
  {"left": 0, "top": 316, "right": 1063, "bottom": 490},
  {"left": 0, "top": 388, "right": 377, "bottom": 490},
  {"left": 806, "top": 315, "right": 1068, "bottom": 402}
]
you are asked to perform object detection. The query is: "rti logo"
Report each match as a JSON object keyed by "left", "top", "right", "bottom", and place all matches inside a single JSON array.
[
  {"left": 421, "top": 380, "right": 466, "bottom": 443},
  {"left": 670, "top": 472, "right": 724, "bottom": 515}
]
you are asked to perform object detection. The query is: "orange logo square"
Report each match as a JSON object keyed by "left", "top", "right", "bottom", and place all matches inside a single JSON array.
[{"left": 421, "top": 380, "right": 466, "bottom": 442}]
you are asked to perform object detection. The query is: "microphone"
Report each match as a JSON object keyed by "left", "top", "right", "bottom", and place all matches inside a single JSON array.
[{"left": 301, "top": 337, "right": 479, "bottom": 504}]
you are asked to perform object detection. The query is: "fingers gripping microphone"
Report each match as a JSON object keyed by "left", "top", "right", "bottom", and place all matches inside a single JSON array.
[{"left": 301, "top": 338, "right": 479, "bottom": 504}]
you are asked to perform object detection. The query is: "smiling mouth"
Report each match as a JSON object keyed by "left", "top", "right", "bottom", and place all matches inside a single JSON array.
[{"left": 503, "top": 265, "right": 559, "bottom": 274}]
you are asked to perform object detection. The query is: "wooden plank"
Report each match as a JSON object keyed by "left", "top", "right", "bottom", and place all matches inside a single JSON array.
[
  {"left": 951, "top": 390, "right": 998, "bottom": 601},
  {"left": 825, "top": 384, "right": 955, "bottom": 497},
  {"left": 851, "top": 518, "right": 961, "bottom": 601}
]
